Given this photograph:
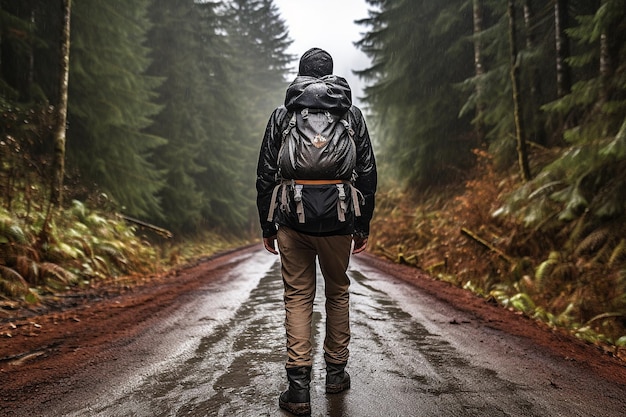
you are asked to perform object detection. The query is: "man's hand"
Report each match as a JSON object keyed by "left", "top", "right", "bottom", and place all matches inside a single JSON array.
[
  {"left": 352, "top": 236, "right": 368, "bottom": 254},
  {"left": 263, "top": 235, "right": 278, "bottom": 255}
]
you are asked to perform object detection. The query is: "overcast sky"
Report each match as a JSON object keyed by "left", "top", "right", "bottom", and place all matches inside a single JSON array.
[{"left": 272, "top": 0, "right": 371, "bottom": 106}]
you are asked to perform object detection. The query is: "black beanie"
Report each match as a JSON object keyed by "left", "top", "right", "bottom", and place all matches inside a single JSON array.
[{"left": 298, "top": 48, "right": 333, "bottom": 78}]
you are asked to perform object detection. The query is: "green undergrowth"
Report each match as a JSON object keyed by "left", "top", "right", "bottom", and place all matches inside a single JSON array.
[
  {"left": 370, "top": 152, "right": 626, "bottom": 359},
  {"left": 0, "top": 200, "right": 248, "bottom": 312}
]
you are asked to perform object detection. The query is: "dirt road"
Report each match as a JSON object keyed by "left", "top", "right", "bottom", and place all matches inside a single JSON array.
[{"left": 1, "top": 246, "right": 626, "bottom": 416}]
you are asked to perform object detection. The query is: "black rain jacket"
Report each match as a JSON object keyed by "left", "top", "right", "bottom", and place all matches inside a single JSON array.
[{"left": 256, "top": 75, "right": 377, "bottom": 238}]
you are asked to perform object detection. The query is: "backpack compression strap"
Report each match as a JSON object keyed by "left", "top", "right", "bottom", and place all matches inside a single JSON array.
[
  {"left": 282, "top": 109, "right": 354, "bottom": 141},
  {"left": 266, "top": 179, "right": 364, "bottom": 224}
]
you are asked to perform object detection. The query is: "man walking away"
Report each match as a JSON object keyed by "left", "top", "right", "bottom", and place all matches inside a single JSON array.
[{"left": 256, "top": 47, "right": 377, "bottom": 416}]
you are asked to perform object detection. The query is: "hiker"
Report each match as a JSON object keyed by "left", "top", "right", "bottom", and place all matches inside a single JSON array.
[{"left": 256, "top": 47, "right": 377, "bottom": 416}]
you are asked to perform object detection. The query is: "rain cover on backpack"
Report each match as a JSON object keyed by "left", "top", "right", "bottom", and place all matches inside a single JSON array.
[{"left": 277, "top": 108, "right": 356, "bottom": 180}]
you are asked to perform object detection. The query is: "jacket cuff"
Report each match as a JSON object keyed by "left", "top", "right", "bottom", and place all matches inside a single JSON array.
[{"left": 262, "top": 222, "right": 278, "bottom": 238}]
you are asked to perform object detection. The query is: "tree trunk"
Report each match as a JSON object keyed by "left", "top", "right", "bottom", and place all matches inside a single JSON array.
[
  {"left": 508, "top": 0, "right": 531, "bottom": 181},
  {"left": 27, "top": 9, "right": 35, "bottom": 99},
  {"left": 472, "top": 0, "right": 486, "bottom": 142},
  {"left": 51, "top": 0, "right": 71, "bottom": 206},
  {"left": 554, "top": 0, "right": 571, "bottom": 98},
  {"left": 598, "top": 0, "right": 615, "bottom": 79},
  {"left": 598, "top": 0, "right": 615, "bottom": 135},
  {"left": 599, "top": 32, "right": 612, "bottom": 78},
  {"left": 522, "top": 0, "right": 544, "bottom": 145}
]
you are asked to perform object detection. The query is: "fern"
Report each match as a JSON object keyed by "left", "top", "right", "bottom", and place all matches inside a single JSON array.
[
  {"left": 552, "top": 262, "right": 577, "bottom": 282},
  {"left": 0, "top": 265, "right": 29, "bottom": 297},
  {"left": 508, "top": 293, "right": 536, "bottom": 314},
  {"left": 0, "top": 218, "right": 27, "bottom": 244},
  {"left": 535, "top": 252, "right": 559, "bottom": 290},
  {"left": 575, "top": 228, "right": 610, "bottom": 257},
  {"left": 14, "top": 255, "right": 39, "bottom": 284},
  {"left": 39, "top": 262, "right": 78, "bottom": 290},
  {"left": 609, "top": 239, "right": 626, "bottom": 267}
]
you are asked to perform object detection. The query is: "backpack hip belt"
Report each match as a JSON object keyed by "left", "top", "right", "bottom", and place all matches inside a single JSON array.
[
  {"left": 266, "top": 179, "right": 364, "bottom": 224},
  {"left": 294, "top": 179, "right": 343, "bottom": 185}
]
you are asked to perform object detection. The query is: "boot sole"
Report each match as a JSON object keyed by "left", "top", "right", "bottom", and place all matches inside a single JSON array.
[
  {"left": 279, "top": 399, "right": 311, "bottom": 416},
  {"left": 325, "top": 380, "right": 351, "bottom": 394}
]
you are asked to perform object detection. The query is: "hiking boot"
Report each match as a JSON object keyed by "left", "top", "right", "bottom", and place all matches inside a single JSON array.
[
  {"left": 325, "top": 362, "right": 350, "bottom": 394},
  {"left": 279, "top": 366, "right": 311, "bottom": 416}
]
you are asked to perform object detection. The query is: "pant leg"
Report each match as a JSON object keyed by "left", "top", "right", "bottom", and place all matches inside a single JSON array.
[
  {"left": 277, "top": 227, "right": 317, "bottom": 368},
  {"left": 315, "top": 234, "right": 352, "bottom": 364}
]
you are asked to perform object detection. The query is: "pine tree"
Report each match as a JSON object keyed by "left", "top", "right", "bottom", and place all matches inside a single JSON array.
[
  {"left": 222, "top": 0, "right": 293, "bottom": 228},
  {"left": 145, "top": 0, "right": 284, "bottom": 233},
  {"left": 356, "top": 0, "right": 475, "bottom": 187},
  {"left": 193, "top": 1, "right": 253, "bottom": 231},
  {"left": 524, "top": 0, "right": 626, "bottom": 224},
  {"left": 67, "top": 0, "right": 165, "bottom": 218},
  {"left": 145, "top": 0, "right": 209, "bottom": 232},
  {"left": 460, "top": 1, "right": 559, "bottom": 165}
]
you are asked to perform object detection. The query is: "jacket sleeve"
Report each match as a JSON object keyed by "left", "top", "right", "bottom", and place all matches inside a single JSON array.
[
  {"left": 256, "top": 107, "right": 289, "bottom": 237},
  {"left": 350, "top": 106, "right": 377, "bottom": 238}
]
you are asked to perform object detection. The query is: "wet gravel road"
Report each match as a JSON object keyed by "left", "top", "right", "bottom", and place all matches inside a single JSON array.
[{"left": 4, "top": 247, "right": 626, "bottom": 416}]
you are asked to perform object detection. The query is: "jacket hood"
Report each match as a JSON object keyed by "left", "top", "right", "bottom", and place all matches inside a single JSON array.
[
  {"left": 298, "top": 48, "right": 333, "bottom": 77},
  {"left": 285, "top": 75, "right": 352, "bottom": 112}
]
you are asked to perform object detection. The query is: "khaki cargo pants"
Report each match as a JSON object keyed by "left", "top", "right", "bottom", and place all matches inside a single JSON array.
[{"left": 277, "top": 226, "right": 352, "bottom": 368}]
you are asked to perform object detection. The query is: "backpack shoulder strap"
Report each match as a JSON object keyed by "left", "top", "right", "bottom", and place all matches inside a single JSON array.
[
  {"left": 339, "top": 110, "right": 354, "bottom": 138},
  {"left": 282, "top": 112, "right": 297, "bottom": 141}
]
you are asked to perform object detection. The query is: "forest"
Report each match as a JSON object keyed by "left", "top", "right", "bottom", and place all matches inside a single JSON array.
[{"left": 1, "top": 0, "right": 626, "bottom": 354}]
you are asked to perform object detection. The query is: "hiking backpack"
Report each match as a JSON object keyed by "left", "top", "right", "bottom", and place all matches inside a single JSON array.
[
  {"left": 278, "top": 108, "right": 356, "bottom": 180},
  {"left": 267, "top": 108, "right": 363, "bottom": 230}
]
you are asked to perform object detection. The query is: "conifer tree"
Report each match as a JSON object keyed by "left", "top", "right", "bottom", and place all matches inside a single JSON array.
[
  {"left": 521, "top": 0, "right": 626, "bottom": 224},
  {"left": 67, "top": 0, "right": 165, "bottom": 218},
  {"left": 226, "top": 0, "right": 292, "bottom": 119},
  {"left": 357, "top": 0, "right": 474, "bottom": 186},
  {"left": 507, "top": 0, "right": 531, "bottom": 181},
  {"left": 145, "top": 0, "right": 210, "bottom": 232},
  {"left": 222, "top": 0, "right": 293, "bottom": 226},
  {"left": 193, "top": 1, "right": 253, "bottom": 231},
  {"left": 146, "top": 0, "right": 277, "bottom": 233}
]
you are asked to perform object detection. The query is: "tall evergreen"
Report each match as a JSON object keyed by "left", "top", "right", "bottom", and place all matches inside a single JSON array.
[
  {"left": 146, "top": 0, "right": 265, "bottom": 233},
  {"left": 225, "top": 0, "right": 292, "bottom": 121},
  {"left": 193, "top": 1, "right": 252, "bottom": 232},
  {"left": 1, "top": 1, "right": 73, "bottom": 208},
  {"left": 223, "top": 0, "right": 293, "bottom": 227},
  {"left": 544, "top": 0, "right": 626, "bottom": 142},
  {"left": 353, "top": 0, "right": 626, "bottom": 243},
  {"left": 146, "top": 0, "right": 211, "bottom": 232},
  {"left": 457, "top": 0, "right": 518, "bottom": 167},
  {"left": 507, "top": 0, "right": 531, "bottom": 181},
  {"left": 68, "top": 0, "right": 165, "bottom": 218},
  {"left": 356, "top": 0, "right": 474, "bottom": 187}
]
